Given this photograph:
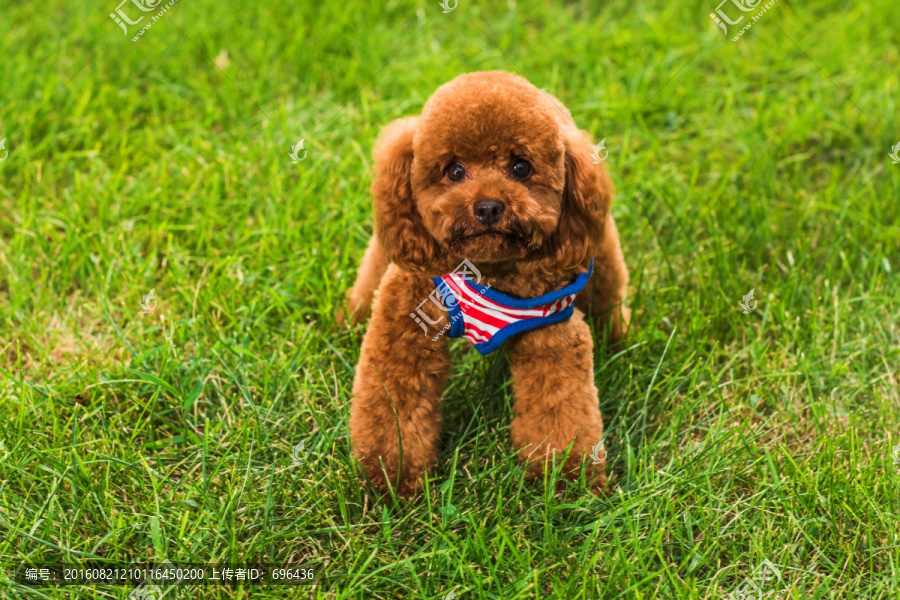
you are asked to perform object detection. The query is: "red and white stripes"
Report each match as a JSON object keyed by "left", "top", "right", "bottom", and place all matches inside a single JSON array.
[{"left": 436, "top": 273, "right": 576, "bottom": 346}]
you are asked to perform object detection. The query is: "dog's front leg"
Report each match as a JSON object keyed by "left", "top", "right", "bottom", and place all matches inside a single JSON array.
[
  {"left": 506, "top": 310, "right": 607, "bottom": 493},
  {"left": 350, "top": 265, "right": 451, "bottom": 498}
]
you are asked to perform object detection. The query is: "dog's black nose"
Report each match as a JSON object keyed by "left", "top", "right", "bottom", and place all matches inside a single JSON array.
[{"left": 473, "top": 199, "right": 505, "bottom": 226}]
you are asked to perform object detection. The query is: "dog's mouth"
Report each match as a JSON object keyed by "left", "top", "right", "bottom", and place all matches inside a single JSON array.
[
  {"left": 455, "top": 231, "right": 512, "bottom": 241},
  {"left": 447, "top": 228, "right": 533, "bottom": 260},
  {"left": 450, "top": 228, "right": 523, "bottom": 244}
]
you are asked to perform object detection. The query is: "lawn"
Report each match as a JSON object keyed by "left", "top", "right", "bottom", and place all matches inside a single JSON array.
[{"left": 1, "top": 0, "right": 899, "bottom": 598}]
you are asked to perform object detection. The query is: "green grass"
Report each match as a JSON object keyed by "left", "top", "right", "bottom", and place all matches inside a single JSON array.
[{"left": 1, "top": 0, "right": 899, "bottom": 598}]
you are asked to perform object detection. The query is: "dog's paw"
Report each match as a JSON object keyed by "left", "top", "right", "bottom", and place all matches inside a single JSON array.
[
  {"left": 589, "top": 471, "right": 610, "bottom": 496},
  {"left": 354, "top": 453, "right": 424, "bottom": 500},
  {"left": 360, "top": 473, "right": 423, "bottom": 501},
  {"left": 604, "top": 305, "right": 631, "bottom": 347},
  {"left": 336, "top": 306, "right": 370, "bottom": 331},
  {"left": 337, "top": 301, "right": 371, "bottom": 328}
]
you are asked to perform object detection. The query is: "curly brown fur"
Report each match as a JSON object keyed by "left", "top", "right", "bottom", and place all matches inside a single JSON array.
[{"left": 347, "top": 71, "right": 630, "bottom": 498}]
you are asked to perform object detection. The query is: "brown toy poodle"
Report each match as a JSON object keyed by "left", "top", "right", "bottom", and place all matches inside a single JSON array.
[{"left": 345, "top": 71, "right": 630, "bottom": 498}]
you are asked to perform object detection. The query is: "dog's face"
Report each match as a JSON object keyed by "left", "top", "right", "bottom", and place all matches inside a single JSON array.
[
  {"left": 410, "top": 77, "right": 567, "bottom": 263},
  {"left": 373, "top": 71, "right": 611, "bottom": 275}
]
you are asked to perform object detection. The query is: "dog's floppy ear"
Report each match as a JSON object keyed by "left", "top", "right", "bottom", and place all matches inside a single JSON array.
[
  {"left": 553, "top": 127, "right": 613, "bottom": 269},
  {"left": 371, "top": 117, "right": 442, "bottom": 273}
]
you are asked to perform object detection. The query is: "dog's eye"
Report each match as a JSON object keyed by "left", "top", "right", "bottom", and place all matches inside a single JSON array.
[
  {"left": 510, "top": 159, "right": 532, "bottom": 179},
  {"left": 445, "top": 162, "right": 466, "bottom": 182}
]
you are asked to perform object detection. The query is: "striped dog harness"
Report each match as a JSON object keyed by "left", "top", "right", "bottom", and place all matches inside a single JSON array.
[{"left": 431, "top": 260, "right": 593, "bottom": 355}]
